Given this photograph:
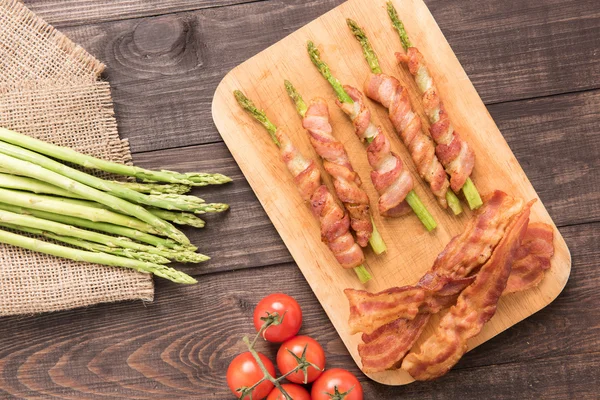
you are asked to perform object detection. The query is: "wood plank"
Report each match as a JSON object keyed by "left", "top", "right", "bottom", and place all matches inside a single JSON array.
[
  {"left": 0, "top": 223, "right": 595, "bottom": 398},
  {"left": 490, "top": 90, "right": 600, "bottom": 227},
  {"left": 22, "top": 0, "right": 263, "bottom": 27},
  {"left": 129, "top": 88, "right": 599, "bottom": 277},
  {"left": 212, "top": 0, "right": 571, "bottom": 384},
  {"left": 42, "top": 0, "right": 599, "bottom": 152}
]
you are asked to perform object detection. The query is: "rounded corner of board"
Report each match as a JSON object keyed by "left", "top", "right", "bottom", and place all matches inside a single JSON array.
[{"left": 364, "top": 368, "right": 416, "bottom": 386}]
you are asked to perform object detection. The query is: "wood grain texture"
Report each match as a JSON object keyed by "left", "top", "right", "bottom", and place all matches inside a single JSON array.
[
  {"left": 29, "top": 0, "right": 598, "bottom": 153},
  {"left": 23, "top": 0, "right": 264, "bottom": 27},
  {"left": 0, "top": 223, "right": 595, "bottom": 398},
  {"left": 212, "top": 0, "right": 571, "bottom": 384}
]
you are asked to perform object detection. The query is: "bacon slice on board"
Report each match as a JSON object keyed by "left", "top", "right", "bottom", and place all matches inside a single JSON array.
[
  {"left": 397, "top": 48, "right": 475, "bottom": 192},
  {"left": 504, "top": 222, "right": 554, "bottom": 294},
  {"left": 276, "top": 128, "right": 365, "bottom": 269},
  {"left": 401, "top": 202, "right": 533, "bottom": 380},
  {"left": 364, "top": 73, "right": 450, "bottom": 208},
  {"left": 337, "top": 85, "right": 413, "bottom": 217},
  {"left": 345, "top": 191, "right": 523, "bottom": 335},
  {"left": 302, "top": 98, "right": 373, "bottom": 247}
]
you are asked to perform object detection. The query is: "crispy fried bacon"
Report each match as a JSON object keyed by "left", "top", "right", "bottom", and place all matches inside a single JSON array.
[
  {"left": 345, "top": 191, "right": 523, "bottom": 335},
  {"left": 358, "top": 314, "right": 430, "bottom": 373},
  {"left": 276, "top": 128, "right": 365, "bottom": 269},
  {"left": 311, "top": 185, "right": 365, "bottom": 269},
  {"left": 397, "top": 48, "right": 475, "bottom": 192},
  {"left": 401, "top": 202, "right": 533, "bottom": 380},
  {"left": 504, "top": 222, "right": 554, "bottom": 294},
  {"left": 337, "top": 85, "right": 414, "bottom": 217},
  {"left": 302, "top": 98, "right": 373, "bottom": 247},
  {"left": 364, "top": 73, "right": 450, "bottom": 208},
  {"left": 345, "top": 275, "right": 474, "bottom": 335}
]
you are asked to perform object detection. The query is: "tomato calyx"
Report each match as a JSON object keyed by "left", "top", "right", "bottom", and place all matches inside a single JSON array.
[
  {"left": 259, "top": 311, "right": 286, "bottom": 340},
  {"left": 322, "top": 385, "right": 355, "bottom": 400},
  {"left": 281, "top": 344, "right": 322, "bottom": 384}
]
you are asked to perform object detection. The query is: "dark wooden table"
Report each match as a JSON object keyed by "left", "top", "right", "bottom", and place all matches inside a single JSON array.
[{"left": 1, "top": 0, "right": 598, "bottom": 398}]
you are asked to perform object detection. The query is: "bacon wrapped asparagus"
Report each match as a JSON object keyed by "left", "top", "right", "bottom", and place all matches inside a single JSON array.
[
  {"left": 387, "top": 1, "right": 482, "bottom": 210},
  {"left": 307, "top": 41, "right": 437, "bottom": 232},
  {"left": 346, "top": 19, "right": 462, "bottom": 215},
  {"left": 285, "top": 80, "right": 386, "bottom": 254},
  {"left": 234, "top": 90, "right": 371, "bottom": 283}
]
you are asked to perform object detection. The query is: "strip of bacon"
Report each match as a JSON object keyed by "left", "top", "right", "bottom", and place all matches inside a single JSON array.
[
  {"left": 337, "top": 85, "right": 413, "bottom": 217},
  {"left": 345, "top": 191, "right": 523, "bottom": 334},
  {"left": 401, "top": 202, "right": 533, "bottom": 380},
  {"left": 302, "top": 98, "right": 373, "bottom": 247},
  {"left": 364, "top": 73, "right": 450, "bottom": 208},
  {"left": 504, "top": 222, "right": 554, "bottom": 294},
  {"left": 276, "top": 128, "right": 365, "bottom": 269},
  {"left": 345, "top": 275, "right": 474, "bottom": 335},
  {"left": 397, "top": 48, "right": 475, "bottom": 192},
  {"left": 358, "top": 314, "right": 430, "bottom": 373}
]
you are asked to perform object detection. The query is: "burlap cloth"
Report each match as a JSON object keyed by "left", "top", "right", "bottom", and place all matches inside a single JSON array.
[{"left": 0, "top": 0, "right": 154, "bottom": 316}]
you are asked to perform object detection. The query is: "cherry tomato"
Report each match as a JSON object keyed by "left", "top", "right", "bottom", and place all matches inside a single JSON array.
[
  {"left": 253, "top": 293, "right": 302, "bottom": 343},
  {"left": 276, "top": 335, "right": 325, "bottom": 384},
  {"left": 266, "top": 383, "right": 311, "bottom": 400},
  {"left": 311, "top": 368, "right": 363, "bottom": 400},
  {"left": 226, "top": 352, "right": 275, "bottom": 399}
]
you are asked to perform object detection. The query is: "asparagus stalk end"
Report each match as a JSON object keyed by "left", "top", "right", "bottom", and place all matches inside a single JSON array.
[
  {"left": 445, "top": 190, "right": 463, "bottom": 215},
  {"left": 354, "top": 264, "right": 372, "bottom": 284},
  {"left": 462, "top": 177, "right": 483, "bottom": 210},
  {"left": 405, "top": 190, "right": 437, "bottom": 231},
  {"left": 368, "top": 216, "right": 387, "bottom": 255}
]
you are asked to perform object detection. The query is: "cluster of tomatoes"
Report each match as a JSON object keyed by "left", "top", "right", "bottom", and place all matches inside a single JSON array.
[{"left": 226, "top": 293, "right": 363, "bottom": 399}]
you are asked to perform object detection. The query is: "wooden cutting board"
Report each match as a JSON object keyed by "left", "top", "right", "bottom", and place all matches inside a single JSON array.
[{"left": 211, "top": 0, "right": 571, "bottom": 385}]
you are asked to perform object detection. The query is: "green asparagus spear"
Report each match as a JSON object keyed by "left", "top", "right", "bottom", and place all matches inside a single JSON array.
[
  {"left": 0, "top": 151, "right": 190, "bottom": 244},
  {"left": 145, "top": 208, "right": 205, "bottom": 228},
  {"left": 0, "top": 202, "right": 194, "bottom": 251},
  {"left": 0, "top": 223, "right": 171, "bottom": 264},
  {"left": 0, "top": 140, "right": 227, "bottom": 215},
  {"left": 284, "top": 80, "right": 387, "bottom": 255},
  {"left": 235, "top": 89, "right": 372, "bottom": 282},
  {"left": 346, "top": 19, "right": 382, "bottom": 74},
  {"left": 0, "top": 127, "right": 231, "bottom": 186},
  {"left": 387, "top": 2, "right": 482, "bottom": 210},
  {"left": 0, "top": 188, "right": 160, "bottom": 234},
  {"left": 0, "top": 227, "right": 196, "bottom": 283},
  {"left": 0, "top": 173, "right": 81, "bottom": 198},
  {"left": 0, "top": 208, "right": 207, "bottom": 263},
  {"left": 112, "top": 181, "right": 191, "bottom": 195},
  {"left": 307, "top": 41, "right": 437, "bottom": 231},
  {"left": 387, "top": 1, "right": 412, "bottom": 51}
]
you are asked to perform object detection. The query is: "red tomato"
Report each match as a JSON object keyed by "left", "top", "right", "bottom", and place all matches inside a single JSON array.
[
  {"left": 311, "top": 368, "right": 363, "bottom": 400},
  {"left": 253, "top": 293, "right": 302, "bottom": 343},
  {"left": 266, "top": 383, "right": 310, "bottom": 400},
  {"left": 276, "top": 335, "right": 325, "bottom": 384},
  {"left": 226, "top": 352, "right": 275, "bottom": 399}
]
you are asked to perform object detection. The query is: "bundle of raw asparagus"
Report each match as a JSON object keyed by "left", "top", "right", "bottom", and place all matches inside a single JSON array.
[{"left": 0, "top": 127, "right": 231, "bottom": 284}]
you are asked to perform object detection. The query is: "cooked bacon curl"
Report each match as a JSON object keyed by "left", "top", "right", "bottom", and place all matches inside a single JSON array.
[
  {"left": 337, "top": 85, "right": 413, "bottom": 217},
  {"left": 397, "top": 48, "right": 475, "bottom": 192},
  {"left": 276, "top": 128, "right": 365, "bottom": 269},
  {"left": 302, "top": 98, "right": 372, "bottom": 246},
  {"left": 364, "top": 73, "right": 450, "bottom": 208}
]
